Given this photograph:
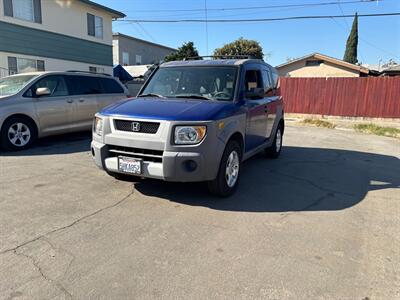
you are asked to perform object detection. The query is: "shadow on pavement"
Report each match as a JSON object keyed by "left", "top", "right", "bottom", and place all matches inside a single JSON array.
[
  {"left": 0, "top": 131, "right": 91, "bottom": 156},
  {"left": 135, "top": 146, "right": 400, "bottom": 212}
]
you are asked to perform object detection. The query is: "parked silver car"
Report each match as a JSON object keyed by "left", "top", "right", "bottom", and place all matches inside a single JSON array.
[{"left": 0, "top": 71, "right": 128, "bottom": 150}]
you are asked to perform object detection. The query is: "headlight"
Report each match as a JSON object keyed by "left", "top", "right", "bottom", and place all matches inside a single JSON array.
[
  {"left": 174, "top": 126, "right": 206, "bottom": 145},
  {"left": 94, "top": 116, "right": 103, "bottom": 136}
]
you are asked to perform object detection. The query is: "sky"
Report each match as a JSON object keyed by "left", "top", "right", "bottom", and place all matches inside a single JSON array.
[{"left": 97, "top": 0, "right": 400, "bottom": 66}]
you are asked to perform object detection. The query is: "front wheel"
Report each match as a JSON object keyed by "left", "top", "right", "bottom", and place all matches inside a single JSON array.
[
  {"left": 265, "top": 124, "right": 283, "bottom": 159},
  {"left": 208, "top": 140, "right": 242, "bottom": 197},
  {"left": 0, "top": 116, "right": 37, "bottom": 151}
]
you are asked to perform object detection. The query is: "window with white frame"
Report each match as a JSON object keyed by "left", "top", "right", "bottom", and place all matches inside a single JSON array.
[
  {"left": 8, "top": 56, "right": 45, "bottom": 75},
  {"left": 3, "top": 0, "right": 42, "bottom": 23},
  {"left": 87, "top": 13, "right": 103, "bottom": 39},
  {"left": 89, "top": 66, "right": 105, "bottom": 74},
  {"left": 122, "top": 52, "right": 130, "bottom": 66},
  {"left": 13, "top": 0, "right": 34, "bottom": 21},
  {"left": 135, "top": 55, "right": 142, "bottom": 65}
]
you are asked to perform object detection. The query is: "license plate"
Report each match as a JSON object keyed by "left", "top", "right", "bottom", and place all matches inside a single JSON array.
[{"left": 118, "top": 156, "right": 142, "bottom": 174}]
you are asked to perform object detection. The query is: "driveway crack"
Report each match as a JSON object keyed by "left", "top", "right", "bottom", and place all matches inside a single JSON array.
[
  {"left": 0, "top": 189, "right": 134, "bottom": 255},
  {"left": 14, "top": 249, "right": 73, "bottom": 300}
]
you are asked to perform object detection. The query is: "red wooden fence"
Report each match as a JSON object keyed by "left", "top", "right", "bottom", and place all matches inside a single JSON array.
[{"left": 279, "top": 77, "right": 400, "bottom": 118}]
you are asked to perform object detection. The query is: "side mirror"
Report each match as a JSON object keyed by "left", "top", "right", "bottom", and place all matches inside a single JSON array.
[
  {"left": 245, "top": 87, "right": 264, "bottom": 99},
  {"left": 35, "top": 87, "right": 51, "bottom": 97}
]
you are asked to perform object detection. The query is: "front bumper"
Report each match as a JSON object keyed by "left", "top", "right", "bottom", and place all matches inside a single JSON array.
[{"left": 92, "top": 140, "right": 211, "bottom": 182}]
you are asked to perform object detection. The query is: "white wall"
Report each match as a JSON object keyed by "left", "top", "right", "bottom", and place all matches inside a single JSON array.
[
  {"left": 112, "top": 39, "right": 119, "bottom": 65},
  {"left": 0, "top": 51, "right": 112, "bottom": 75},
  {"left": 0, "top": 0, "right": 113, "bottom": 45}
]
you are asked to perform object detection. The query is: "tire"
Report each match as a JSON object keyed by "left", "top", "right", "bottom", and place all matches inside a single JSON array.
[
  {"left": 0, "top": 116, "right": 37, "bottom": 151},
  {"left": 208, "top": 140, "right": 242, "bottom": 197},
  {"left": 265, "top": 123, "right": 283, "bottom": 159}
]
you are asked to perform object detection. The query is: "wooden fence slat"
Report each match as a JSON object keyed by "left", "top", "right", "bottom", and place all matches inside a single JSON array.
[{"left": 280, "top": 77, "right": 400, "bottom": 118}]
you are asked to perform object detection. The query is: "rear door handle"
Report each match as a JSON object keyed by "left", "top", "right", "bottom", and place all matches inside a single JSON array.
[
  {"left": 78, "top": 98, "right": 85, "bottom": 102},
  {"left": 66, "top": 99, "right": 74, "bottom": 103}
]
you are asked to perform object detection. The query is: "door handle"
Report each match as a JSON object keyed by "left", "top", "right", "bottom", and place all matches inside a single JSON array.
[
  {"left": 78, "top": 98, "right": 85, "bottom": 102},
  {"left": 66, "top": 99, "right": 74, "bottom": 103}
]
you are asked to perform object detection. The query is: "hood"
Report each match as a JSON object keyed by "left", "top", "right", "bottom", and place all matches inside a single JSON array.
[{"left": 100, "top": 98, "right": 239, "bottom": 121}]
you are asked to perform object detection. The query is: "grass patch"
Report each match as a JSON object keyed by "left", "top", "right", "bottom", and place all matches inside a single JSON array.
[
  {"left": 353, "top": 123, "right": 400, "bottom": 138},
  {"left": 301, "top": 118, "right": 336, "bottom": 129}
]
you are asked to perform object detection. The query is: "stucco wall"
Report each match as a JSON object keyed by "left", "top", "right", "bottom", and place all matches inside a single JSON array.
[
  {"left": 277, "top": 60, "right": 360, "bottom": 77},
  {"left": 0, "top": 0, "right": 113, "bottom": 45},
  {"left": 0, "top": 51, "right": 112, "bottom": 75},
  {"left": 114, "top": 35, "right": 176, "bottom": 65},
  {"left": 112, "top": 39, "right": 119, "bottom": 65}
]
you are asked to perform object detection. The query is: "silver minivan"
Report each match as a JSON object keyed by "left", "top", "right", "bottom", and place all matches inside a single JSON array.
[{"left": 0, "top": 71, "right": 128, "bottom": 150}]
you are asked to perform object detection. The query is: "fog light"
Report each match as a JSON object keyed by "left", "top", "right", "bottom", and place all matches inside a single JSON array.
[
  {"left": 183, "top": 160, "right": 197, "bottom": 172},
  {"left": 91, "top": 147, "right": 95, "bottom": 157}
]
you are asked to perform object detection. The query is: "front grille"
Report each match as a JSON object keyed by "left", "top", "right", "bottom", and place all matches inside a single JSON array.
[
  {"left": 114, "top": 120, "right": 160, "bottom": 134},
  {"left": 108, "top": 145, "right": 163, "bottom": 163}
]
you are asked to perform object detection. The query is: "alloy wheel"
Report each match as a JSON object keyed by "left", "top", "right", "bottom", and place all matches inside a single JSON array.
[
  {"left": 8, "top": 122, "right": 31, "bottom": 147},
  {"left": 225, "top": 150, "right": 240, "bottom": 188}
]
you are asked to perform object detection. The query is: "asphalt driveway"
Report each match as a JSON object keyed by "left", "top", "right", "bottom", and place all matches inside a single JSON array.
[{"left": 0, "top": 124, "right": 399, "bottom": 300}]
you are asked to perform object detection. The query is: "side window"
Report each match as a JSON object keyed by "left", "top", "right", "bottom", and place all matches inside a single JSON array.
[
  {"left": 271, "top": 70, "right": 279, "bottom": 89},
  {"left": 98, "top": 78, "right": 124, "bottom": 94},
  {"left": 67, "top": 76, "right": 102, "bottom": 95},
  {"left": 261, "top": 68, "right": 273, "bottom": 94},
  {"left": 28, "top": 75, "right": 68, "bottom": 97},
  {"left": 244, "top": 70, "right": 262, "bottom": 91}
]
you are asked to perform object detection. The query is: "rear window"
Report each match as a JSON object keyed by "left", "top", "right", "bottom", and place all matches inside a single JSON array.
[
  {"left": 98, "top": 78, "right": 124, "bottom": 94},
  {"left": 67, "top": 75, "right": 102, "bottom": 95}
]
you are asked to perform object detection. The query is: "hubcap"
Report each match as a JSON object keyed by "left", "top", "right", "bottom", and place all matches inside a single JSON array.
[
  {"left": 276, "top": 129, "right": 282, "bottom": 152},
  {"left": 225, "top": 150, "right": 239, "bottom": 188},
  {"left": 8, "top": 122, "right": 31, "bottom": 147}
]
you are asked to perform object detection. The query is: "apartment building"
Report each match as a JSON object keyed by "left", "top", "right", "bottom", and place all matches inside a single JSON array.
[
  {"left": 113, "top": 33, "right": 176, "bottom": 66},
  {"left": 0, "top": 0, "right": 125, "bottom": 76}
]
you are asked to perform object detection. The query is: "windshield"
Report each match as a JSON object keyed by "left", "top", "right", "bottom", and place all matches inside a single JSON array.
[
  {"left": 141, "top": 66, "right": 238, "bottom": 101},
  {"left": 0, "top": 74, "right": 38, "bottom": 96}
]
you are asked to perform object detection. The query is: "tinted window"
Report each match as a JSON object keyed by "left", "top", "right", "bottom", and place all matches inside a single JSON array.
[
  {"left": 271, "top": 70, "right": 279, "bottom": 89},
  {"left": 28, "top": 75, "right": 69, "bottom": 97},
  {"left": 244, "top": 70, "right": 262, "bottom": 91},
  {"left": 98, "top": 78, "right": 124, "bottom": 94},
  {"left": 68, "top": 76, "right": 102, "bottom": 95},
  {"left": 261, "top": 68, "right": 273, "bottom": 94}
]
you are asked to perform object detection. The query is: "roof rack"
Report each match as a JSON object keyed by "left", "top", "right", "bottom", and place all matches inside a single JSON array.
[
  {"left": 66, "top": 70, "right": 111, "bottom": 77},
  {"left": 183, "top": 55, "right": 258, "bottom": 61}
]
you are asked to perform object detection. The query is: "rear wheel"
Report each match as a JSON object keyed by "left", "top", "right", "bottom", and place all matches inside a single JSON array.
[
  {"left": 265, "top": 123, "right": 283, "bottom": 159},
  {"left": 208, "top": 140, "right": 242, "bottom": 197},
  {"left": 0, "top": 116, "right": 37, "bottom": 151}
]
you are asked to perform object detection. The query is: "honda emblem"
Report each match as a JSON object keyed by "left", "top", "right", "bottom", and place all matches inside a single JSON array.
[{"left": 131, "top": 122, "right": 140, "bottom": 132}]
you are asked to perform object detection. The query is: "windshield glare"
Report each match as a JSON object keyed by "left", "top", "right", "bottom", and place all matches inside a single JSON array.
[
  {"left": 0, "top": 74, "right": 38, "bottom": 96},
  {"left": 142, "top": 66, "right": 237, "bottom": 101}
]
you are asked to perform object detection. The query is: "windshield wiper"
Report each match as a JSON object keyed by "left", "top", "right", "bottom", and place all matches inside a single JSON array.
[
  {"left": 174, "top": 94, "right": 212, "bottom": 101},
  {"left": 138, "top": 93, "right": 167, "bottom": 99}
]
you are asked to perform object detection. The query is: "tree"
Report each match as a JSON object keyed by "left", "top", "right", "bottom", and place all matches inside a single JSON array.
[
  {"left": 213, "top": 38, "right": 264, "bottom": 59},
  {"left": 164, "top": 42, "right": 200, "bottom": 62},
  {"left": 343, "top": 13, "right": 358, "bottom": 64}
]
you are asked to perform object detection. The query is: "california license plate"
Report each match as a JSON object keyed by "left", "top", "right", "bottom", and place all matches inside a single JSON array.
[{"left": 118, "top": 156, "right": 142, "bottom": 174}]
